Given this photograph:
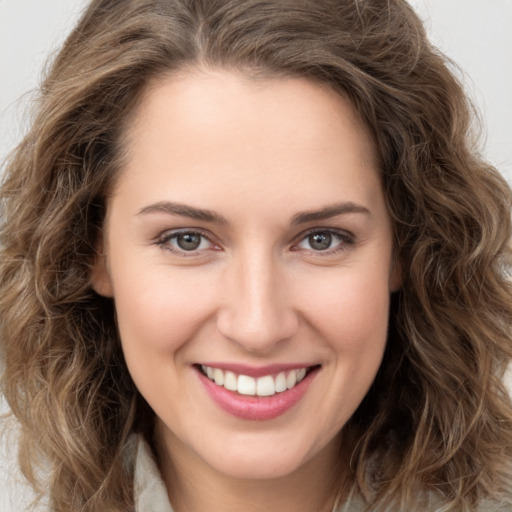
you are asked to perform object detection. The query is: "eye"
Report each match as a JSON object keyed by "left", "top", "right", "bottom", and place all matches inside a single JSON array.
[
  {"left": 295, "top": 230, "right": 353, "bottom": 253},
  {"left": 155, "top": 230, "right": 216, "bottom": 254}
]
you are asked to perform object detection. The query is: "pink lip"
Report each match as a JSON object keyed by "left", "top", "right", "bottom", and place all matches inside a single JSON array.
[
  {"left": 197, "top": 366, "right": 319, "bottom": 421},
  {"left": 198, "top": 362, "right": 313, "bottom": 378}
]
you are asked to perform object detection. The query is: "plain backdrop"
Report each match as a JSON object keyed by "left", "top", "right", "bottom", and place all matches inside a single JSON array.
[
  {"left": 1, "top": 0, "right": 511, "bottom": 180},
  {"left": 1, "top": 1, "right": 512, "bottom": 510}
]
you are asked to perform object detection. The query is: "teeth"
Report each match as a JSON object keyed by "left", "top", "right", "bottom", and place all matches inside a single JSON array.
[
  {"left": 201, "top": 365, "right": 311, "bottom": 397},
  {"left": 296, "top": 368, "right": 307, "bottom": 382},
  {"left": 256, "top": 375, "right": 275, "bottom": 396},
  {"left": 213, "top": 368, "right": 224, "bottom": 386},
  {"left": 286, "top": 370, "right": 297, "bottom": 389},
  {"left": 238, "top": 375, "right": 256, "bottom": 395},
  {"left": 275, "top": 372, "right": 287, "bottom": 393},
  {"left": 224, "top": 371, "right": 237, "bottom": 391}
]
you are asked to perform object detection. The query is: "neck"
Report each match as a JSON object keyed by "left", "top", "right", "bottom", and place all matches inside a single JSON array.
[{"left": 155, "top": 424, "right": 346, "bottom": 512}]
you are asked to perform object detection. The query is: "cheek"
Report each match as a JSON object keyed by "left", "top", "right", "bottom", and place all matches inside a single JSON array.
[
  {"left": 111, "top": 264, "right": 219, "bottom": 354},
  {"left": 298, "top": 265, "right": 391, "bottom": 348}
]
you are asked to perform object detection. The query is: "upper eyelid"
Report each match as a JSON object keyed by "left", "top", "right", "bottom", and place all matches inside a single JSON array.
[
  {"left": 290, "top": 228, "right": 356, "bottom": 255},
  {"left": 153, "top": 230, "right": 220, "bottom": 259},
  {"left": 154, "top": 228, "right": 219, "bottom": 252},
  {"left": 291, "top": 226, "right": 354, "bottom": 244},
  {"left": 155, "top": 227, "right": 215, "bottom": 242},
  {"left": 153, "top": 226, "right": 355, "bottom": 251}
]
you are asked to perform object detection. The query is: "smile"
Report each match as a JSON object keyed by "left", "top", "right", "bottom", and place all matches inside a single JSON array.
[
  {"left": 196, "top": 363, "right": 320, "bottom": 421},
  {"left": 200, "top": 364, "right": 310, "bottom": 397}
]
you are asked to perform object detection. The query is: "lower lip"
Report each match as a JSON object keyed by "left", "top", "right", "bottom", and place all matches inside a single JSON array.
[{"left": 197, "top": 368, "right": 318, "bottom": 421}]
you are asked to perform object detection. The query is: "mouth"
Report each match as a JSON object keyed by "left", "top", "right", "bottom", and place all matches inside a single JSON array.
[
  {"left": 197, "top": 364, "right": 319, "bottom": 397},
  {"left": 194, "top": 363, "right": 321, "bottom": 421}
]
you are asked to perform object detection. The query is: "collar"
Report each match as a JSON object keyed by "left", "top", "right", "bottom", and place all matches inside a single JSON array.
[{"left": 133, "top": 435, "right": 174, "bottom": 512}]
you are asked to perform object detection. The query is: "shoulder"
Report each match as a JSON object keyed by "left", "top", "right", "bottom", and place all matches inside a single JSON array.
[
  {"left": 334, "top": 488, "right": 512, "bottom": 512},
  {"left": 478, "top": 499, "right": 512, "bottom": 512},
  {"left": 0, "top": 414, "right": 169, "bottom": 512}
]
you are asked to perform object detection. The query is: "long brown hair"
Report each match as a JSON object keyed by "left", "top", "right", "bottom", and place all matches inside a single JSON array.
[{"left": 1, "top": 1, "right": 512, "bottom": 511}]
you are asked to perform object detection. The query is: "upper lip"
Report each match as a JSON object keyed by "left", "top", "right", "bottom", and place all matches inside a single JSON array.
[{"left": 197, "top": 362, "right": 318, "bottom": 378}]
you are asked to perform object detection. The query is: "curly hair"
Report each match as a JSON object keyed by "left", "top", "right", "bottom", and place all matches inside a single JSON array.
[{"left": 1, "top": 0, "right": 512, "bottom": 511}]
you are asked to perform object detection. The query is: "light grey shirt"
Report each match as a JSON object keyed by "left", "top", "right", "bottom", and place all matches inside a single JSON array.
[
  {"left": 131, "top": 435, "right": 512, "bottom": 512},
  {"left": 1, "top": 423, "right": 510, "bottom": 512},
  {"left": 134, "top": 436, "right": 173, "bottom": 512},
  {"left": 132, "top": 435, "right": 365, "bottom": 512}
]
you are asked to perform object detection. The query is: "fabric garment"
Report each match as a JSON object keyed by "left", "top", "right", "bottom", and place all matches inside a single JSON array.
[
  {"left": 134, "top": 436, "right": 174, "bottom": 512},
  {"left": 132, "top": 435, "right": 366, "bottom": 512},
  {"left": 131, "top": 434, "right": 511, "bottom": 512},
  {"left": 1, "top": 418, "right": 510, "bottom": 512}
]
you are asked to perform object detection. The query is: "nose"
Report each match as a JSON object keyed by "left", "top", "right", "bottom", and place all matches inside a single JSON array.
[{"left": 216, "top": 251, "right": 299, "bottom": 353}]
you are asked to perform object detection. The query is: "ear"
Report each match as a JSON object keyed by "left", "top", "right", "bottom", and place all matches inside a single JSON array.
[{"left": 90, "top": 243, "right": 114, "bottom": 298}]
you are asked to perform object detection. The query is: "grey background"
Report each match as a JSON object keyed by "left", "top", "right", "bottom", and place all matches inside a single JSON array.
[{"left": 1, "top": 0, "right": 511, "bottom": 180}]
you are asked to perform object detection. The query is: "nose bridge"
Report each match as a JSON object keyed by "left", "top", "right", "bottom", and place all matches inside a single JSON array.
[{"left": 217, "top": 246, "right": 298, "bottom": 352}]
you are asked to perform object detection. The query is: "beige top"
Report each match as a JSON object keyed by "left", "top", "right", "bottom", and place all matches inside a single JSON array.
[
  {"left": 134, "top": 436, "right": 174, "bottom": 512},
  {"left": 1, "top": 422, "right": 509, "bottom": 512},
  {"left": 131, "top": 435, "right": 511, "bottom": 512},
  {"left": 132, "top": 435, "right": 366, "bottom": 512}
]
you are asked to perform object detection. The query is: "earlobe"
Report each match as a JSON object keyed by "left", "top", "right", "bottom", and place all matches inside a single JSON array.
[{"left": 91, "top": 250, "right": 114, "bottom": 298}]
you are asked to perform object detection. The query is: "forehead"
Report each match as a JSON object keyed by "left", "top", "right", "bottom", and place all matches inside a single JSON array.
[
  {"left": 112, "top": 69, "right": 382, "bottom": 217},
  {"left": 124, "top": 68, "right": 375, "bottom": 160}
]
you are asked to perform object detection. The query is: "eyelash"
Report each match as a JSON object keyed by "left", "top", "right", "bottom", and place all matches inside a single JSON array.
[
  {"left": 154, "top": 228, "right": 356, "bottom": 257},
  {"left": 154, "top": 228, "right": 218, "bottom": 257},
  {"left": 293, "top": 228, "right": 356, "bottom": 254}
]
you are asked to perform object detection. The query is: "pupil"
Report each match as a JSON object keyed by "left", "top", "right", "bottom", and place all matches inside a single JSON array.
[
  {"left": 309, "top": 233, "right": 331, "bottom": 250},
  {"left": 177, "top": 233, "right": 201, "bottom": 250}
]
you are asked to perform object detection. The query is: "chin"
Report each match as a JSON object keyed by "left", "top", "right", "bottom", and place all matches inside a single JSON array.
[
  {"left": 196, "top": 431, "right": 336, "bottom": 481},
  {"left": 208, "top": 452, "right": 307, "bottom": 481}
]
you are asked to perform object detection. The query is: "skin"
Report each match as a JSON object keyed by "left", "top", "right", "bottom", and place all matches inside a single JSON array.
[{"left": 92, "top": 69, "right": 400, "bottom": 512}]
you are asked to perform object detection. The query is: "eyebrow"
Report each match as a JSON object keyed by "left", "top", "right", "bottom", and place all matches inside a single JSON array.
[
  {"left": 137, "top": 201, "right": 229, "bottom": 224},
  {"left": 137, "top": 200, "right": 371, "bottom": 225},
  {"left": 291, "top": 202, "right": 371, "bottom": 225}
]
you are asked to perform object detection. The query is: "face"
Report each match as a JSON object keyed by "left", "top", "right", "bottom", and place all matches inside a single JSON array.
[{"left": 93, "top": 69, "right": 399, "bottom": 482}]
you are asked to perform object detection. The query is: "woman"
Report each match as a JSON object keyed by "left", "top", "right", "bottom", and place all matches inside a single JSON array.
[{"left": 1, "top": 0, "right": 511, "bottom": 511}]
